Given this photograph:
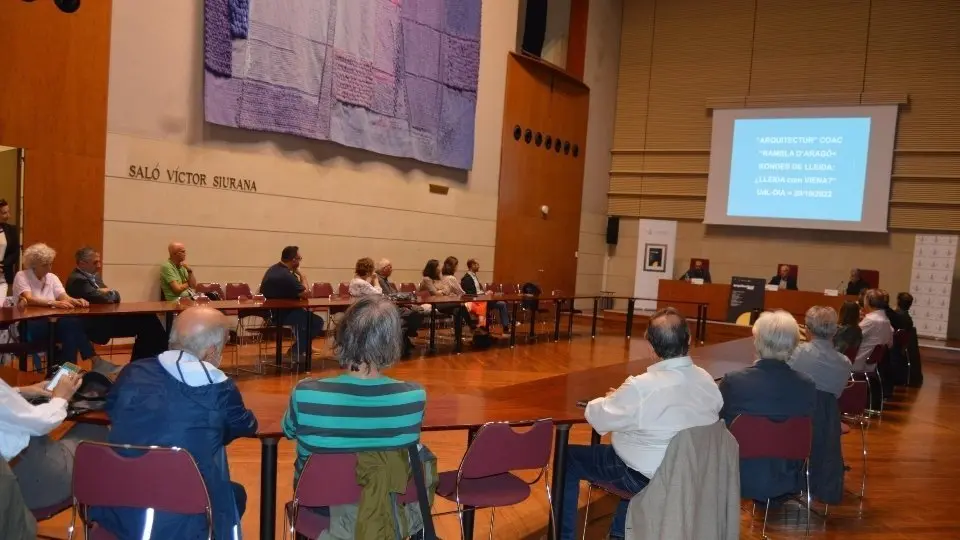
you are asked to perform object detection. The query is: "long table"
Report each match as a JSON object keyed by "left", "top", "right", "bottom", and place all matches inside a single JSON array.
[
  {"left": 657, "top": 280, "right": 858, "bottom": 322},
  {"left": 1, "top": 293, "right": 617, "bottom": 373},
  {"left": 76, "top": 337, "right": 757, "bottom": 540}
]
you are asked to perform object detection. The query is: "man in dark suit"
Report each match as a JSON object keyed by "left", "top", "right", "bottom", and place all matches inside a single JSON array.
[
  {"left": 679, "top": 259, "right": 712, "bottom": 283},
  {"left": 460, "top": 258, "right": 511, "bottom": 332},
  {"left": 846, "top": 269, "right": 870, "bottom": 296},
  {"left": 65, "top": 247, "right": 167, "bottom": 362},
  {"left": 768, "top": 265, "right": 798, "bottom": 290},
  {"left": 719, "top": 310, "right": 816, "bottom": 502},
  {"left": 0, "top": 199, "right": 20, "bottom": 298}
]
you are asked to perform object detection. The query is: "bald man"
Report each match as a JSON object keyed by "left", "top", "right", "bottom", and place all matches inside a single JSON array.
[
  {"left": 90, "top": 307, "right": 257, "bottom": 539},
  {"left": 768, "top": 264, "right": 798, "bottom": 290},
  {"left": 160, "top": 242, "right": 198, "bottom": 301}
]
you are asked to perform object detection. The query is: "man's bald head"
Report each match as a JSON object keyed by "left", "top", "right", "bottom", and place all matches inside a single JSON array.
[
  {"left": 168, "top": 242, "right": 187, "bottom": 263},
  {"left": 645, "top": 307, "right": 691, "bottom": 360},
  {"left": 169, "top": 307, "right": 228, "bottom": 365}
]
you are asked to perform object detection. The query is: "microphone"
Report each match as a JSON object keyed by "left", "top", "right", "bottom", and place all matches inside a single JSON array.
[{"left": 837, "top": 280, "right": 846, "bottom": 293}]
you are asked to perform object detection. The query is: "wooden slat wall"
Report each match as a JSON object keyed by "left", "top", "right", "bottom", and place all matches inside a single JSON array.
[
  {"left": 0, "top": 0, "right": 112, "bottom": 278},
  {"left": 609, "top": 0, "right": 960, "bottom": 232}
]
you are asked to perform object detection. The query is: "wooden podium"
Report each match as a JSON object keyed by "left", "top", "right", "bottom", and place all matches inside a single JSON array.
[{"left": 657, "top": 280, "right": 857, "bottom": 323}]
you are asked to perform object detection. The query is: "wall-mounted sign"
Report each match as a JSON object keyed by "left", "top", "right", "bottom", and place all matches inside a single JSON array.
[{"left": 127, "top": 164, "right": 257, "bottom": 193}]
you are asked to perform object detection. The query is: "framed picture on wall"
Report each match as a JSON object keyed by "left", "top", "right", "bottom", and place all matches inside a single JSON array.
[{"left": 644, "top": 243, "right": 667, "bottom": 273}]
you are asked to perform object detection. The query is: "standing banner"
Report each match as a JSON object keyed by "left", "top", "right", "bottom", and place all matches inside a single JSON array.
[
  {"left": 909, "top": 235, "right": 957, "bottom": 339},
  {"left": 633, "top": 220, "right": 677, "bottom": 310},
  {"left": 726, "top": 276, "right": 767, "bottom": 324}
]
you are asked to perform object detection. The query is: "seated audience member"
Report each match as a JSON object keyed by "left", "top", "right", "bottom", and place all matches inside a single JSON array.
[
  {"left": 854, "top": 289, "right": 893, "bottom": 371},
  {"left": 460, "top": 258, "right": 511, "bottom": 332},
  {"left": 789, "top": 306, "right": 852, "bottom": 397},
  {"left": 13, "top": 243, "right": 119, "bottom": 374},
  {"left": 846, "top": 268, "right": 871, "bottom": 296},
  {"left": 420, "top": 258, "right": 477, "bottom": 333},
  {"left": 1, "top": 456, "right": 35, "bottom": 539},
  {"left": 160, "top": 242, "right": 197, "bottom": 301},
  {"left": 259, "top": 246, "right": 324, "bottom": 359},
  {"left": 0, "top": 199, "right": 20, "bottom": 299},
  {"left": 66, "top": 247, "right": 167, "bottom": 361},
  {"left": 768, "top": 265, "right": 797, "bottom": 290},
  {"left": 833, "top": 301, "right": 863, "bottom": 355},
  {"left": 679, "top": 259, "right": 712, "bottom": 283},
  {"left": 894, "top": 292, "right": 923, "bottom": 386},
  {"left": 90, "top": 307, "right": 257, "bottom": 540},
  {"left": 719, "top": 310, "right": 816, "bottom": 503},
  {"left": 375, "top": 258, "right": 400, "bottom": 294},
  {"left": 2, "top": 370, "right": 105, "bottom": 511},
  {"left": 282, "top": 296, "right": 432, "bottom": 538},
  {"left": 895, "top": 292, "right": 915, "bottom": 329},
  {"left": 354, "top": 258, "right": 422, "bottom": 356},
  {"left": 348, "top": 257, "right": 382, "bottom": 297},
  {"left": 562, "top": 308, "right": 723, "bottom": 540}
]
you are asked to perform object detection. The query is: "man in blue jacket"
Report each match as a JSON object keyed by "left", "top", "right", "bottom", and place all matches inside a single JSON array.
[{"left": 90, "top": 307, "right": 258, "bottom": 539}]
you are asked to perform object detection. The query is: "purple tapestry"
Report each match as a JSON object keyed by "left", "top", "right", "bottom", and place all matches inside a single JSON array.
[{"left": 204, "top": 0, "right": 482, "bottom": 170}]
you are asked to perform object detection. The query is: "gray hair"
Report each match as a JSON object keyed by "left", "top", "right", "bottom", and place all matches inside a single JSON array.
[
  {"left": 23, "top": 243, "right": 56, "bottom": 269},
  {"left": 752, "top": 310, "right": 799, "bottom": 361},
  {"left": 375, "top": 258, "right": 392, "bottom": 272},
  {"left": 169, "top": 318, "right": 228, "bottom": 361},
  {"left": 804, "top": 306, "right": 838, "bottom": 340},
  {"left": 75, "top": 246, "right": 98, "bottom": 264},
  {"left": 335, "top": 295, "right": 402, "bottom": 371}
]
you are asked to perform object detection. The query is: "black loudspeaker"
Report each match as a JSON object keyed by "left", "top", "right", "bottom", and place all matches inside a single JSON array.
[
  {"left": 521, "top": 0, "right": 548, "bottom": 57},
  {"left": 606, "top": 216, "right": 620, "bottom": 245}
]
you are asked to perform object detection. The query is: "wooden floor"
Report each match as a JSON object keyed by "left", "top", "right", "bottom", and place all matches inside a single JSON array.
[{"left": 38, "top": 322, "right": 960, "bottom": 539}]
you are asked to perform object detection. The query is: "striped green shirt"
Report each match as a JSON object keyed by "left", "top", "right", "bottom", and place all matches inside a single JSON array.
[{"left": 282, "top": 374, "right": 426, "bottom": 482}]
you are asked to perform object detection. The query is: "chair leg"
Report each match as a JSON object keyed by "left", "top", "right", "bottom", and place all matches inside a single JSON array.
[
  {"left": 581, "top": 483, "right": 593, "bottom": 540},
  {"left": 761, "top": 498, "right": 771, "bottom": 539},
  {"left": 544, "top": 476, "right": 557, "bottom": 540},
  {"left": 860, "top": 421, "right": 868, "bottom": 498},
  {"left": 805, "top": 464, "right": 812, "bottom": 537},
  {"left": 487, "top": 507, "right": 496, "bottom": 540},
  {"left": 455, "top": 504, "right": 465, "bottom": 540}
]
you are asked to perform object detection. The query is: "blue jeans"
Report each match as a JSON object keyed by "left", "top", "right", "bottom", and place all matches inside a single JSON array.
[
  {"left": 490, "top": 301, "right": 510, "bottom": 330},
  {"left": 24, "top": 317, "right": 96, "bottom": 371},
  {"left": 280, "top": 309, "right": 324, "bottom": 354},
  {"left": 560, "top": 444, "right": 650, "bottom": 540}
]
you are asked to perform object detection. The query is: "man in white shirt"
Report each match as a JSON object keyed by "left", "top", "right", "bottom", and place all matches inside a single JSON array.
[
  {"left": 559, "top": 308, "right": 724, "bottom": 540},
  {"left": 0, "top": 370, "right": 90, "bottom": 511},
  {"left": 855, "top": 289, "right": 894, "bottom": 371}
]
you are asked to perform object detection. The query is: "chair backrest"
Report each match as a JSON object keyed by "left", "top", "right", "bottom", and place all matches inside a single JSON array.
[
  {"left": 893, "top": 328, "right": 911, "bottom": 348},
  {"left": 338, "top": 282, "right": 350, "bottom": 297},
  {"left": 399, "top": 282, "right": 417, "bottom": 293},
  {"left": 224, "top": 282, "right": 252, "bottom": 300},
  {"left": 458, "top": 420, "right": 553, "bottom": 479},
  {"left": 689, "top": 258, "right": 710, "bottom": 271},
  {"left": 843, "top": 346, "right": 858, "bottom": 363},
  {"left": 859, "top": 269, "right": 880, "bottom": 289},
  {"left": 312, "top": 282, "right": 334, "bottom": 298},
  {"left": 484, "top": 282, "right": 497, "bottom": 293},
  {"left": 728, "top": 415, "right": 812, "bottom": 460},
  {"left": 195, "top": 282, "right": 223, "bottom": 299},
  {"left": 295, "top": 452, "right": 420, "bottom": 507},
  {"left": 864, "top": 344, "right": 887, "bottom": 367},
  {"left": 776, "top": 263, "right": 799, "bottom": 279},
  {"left": 838, "top": 380, "right": 869, "bottom": 416},
  {"left": 73, "top": 442, "right": 211, "bottom": 517}
]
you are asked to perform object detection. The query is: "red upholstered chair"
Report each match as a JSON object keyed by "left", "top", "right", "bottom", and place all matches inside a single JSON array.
[
  {"left": 311, "top": 282, "right": 334, "bottom": 298},
  {"left": 689, "top": 258, "right": 710, "bottom": 271},
  {"left": 838, "top": 380, "right": 870, "bottom": 498},
  {"left": 435, "top": 420, "right": 555, "bottom": 539},
  {"left": 337, "top": 282, "right": 350, "bottom": 297},
  {"left": 859, "top": 270, "right": 880, "bottom": 289},
  {"left": 71, "top": 442, "right": 213, "bottom": 540},
  {"left": 728, "top": 415, "right": 813, "bottom": 538},
  {"left": 399, "top": 282, "right": 417, "bottom": 293},
  {"left": 194, "top": 282, "right": 224, "bottom": 300}
]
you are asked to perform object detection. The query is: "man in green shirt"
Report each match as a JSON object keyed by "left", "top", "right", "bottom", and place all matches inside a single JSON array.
[{"left": 160, "top": 242, "right": 197, "bottom": 301}]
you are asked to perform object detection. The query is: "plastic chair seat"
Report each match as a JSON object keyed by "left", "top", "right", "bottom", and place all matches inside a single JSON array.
[
  {"left": 589, "top": 481, "right": 633, "bottom": 500},
  {"left": 436, "top": 471, "right": 532, "bottom": 508},
  {"left": 285, "top": 502, "right": 331, "bottom": 538}
]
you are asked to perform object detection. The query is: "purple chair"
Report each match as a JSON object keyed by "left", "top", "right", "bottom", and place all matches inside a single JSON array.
[
  {"left": 284, "top": 444, "right": 436, "bottom": 540},
  {"left": 729, "top": 415, "right": 813, "bottom": 538},
  {"left": 70, "top": 441, "right": 213, "bottom": 540},
  {"left": 195, "top": 282, "right": 224, "bottom": 300},
  {"left": 311, "top": 282, "right": 334, "bottom": 298},
  {"left": 435, "top": 419, "right": 554, "bottom": 539},
  {"left": 838, "top": 380, "right": 870, "bottom": 499}
]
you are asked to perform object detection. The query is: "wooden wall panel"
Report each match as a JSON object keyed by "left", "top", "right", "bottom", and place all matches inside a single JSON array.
[
  {"left": 609, "top": 0, "right": 960, "bottom": 234},
  {"left": 565, "top": 0, "right": 589, "bottom": 80},
  {"left": 0, "top": 0, "right": 111, "bottom": 278},
  {"left": 495, "top": 54, "right": 589, "bottom": 294}
]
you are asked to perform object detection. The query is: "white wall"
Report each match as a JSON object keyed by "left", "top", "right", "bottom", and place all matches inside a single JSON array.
[
  {"left": 103, "top": 0, "right": 518, "bottom": 300},
  {"left": 575, "top": 0, "right": 623, "bottom": 309}
]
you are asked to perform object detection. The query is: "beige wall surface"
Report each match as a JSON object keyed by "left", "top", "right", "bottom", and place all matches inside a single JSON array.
[
  {"left": 574, "top": 0, "right": 622, "bottom": 309},
  {"left": 103, "top": 0, "right": 518, "bottom": 300}
]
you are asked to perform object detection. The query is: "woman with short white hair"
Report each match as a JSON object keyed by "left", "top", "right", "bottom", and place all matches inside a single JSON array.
[
  {"left": 718, "top": 310, "right": 817, "bottom": 501},
  {"left": 12, "top": 243, "right": 115, "bottom": 373}
]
